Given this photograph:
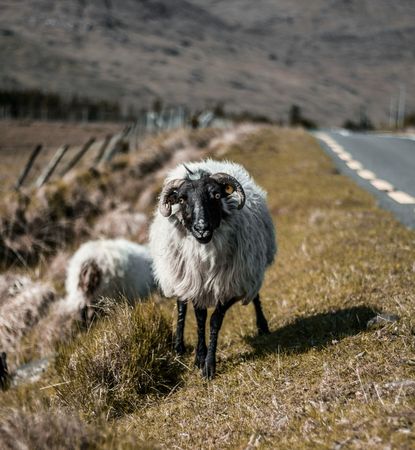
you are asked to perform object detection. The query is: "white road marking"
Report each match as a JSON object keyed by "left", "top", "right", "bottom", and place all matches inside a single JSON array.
[
  {"left": 357, "top": 169, "right": 376, "bottom": 180},
  {"left": 331, "top": 146, "right": 345, "bottom": 154},
  {"left": 337, "top": 152, "right": 352, "bottom": 161},
  {"left": 346, "top": 160, "right": 363, "bottom": 170},
  {"left": 315, "top": 132, "right": 415, "bottom": 208},
  {"left": 388, "top": 191, "right": 415, "bottom": 204},
  {"left": 371, "top": 179, "right": 394, "bottom": 192},
  {"left": 338, "top": 130, "right": 351, "bottom": 137}
]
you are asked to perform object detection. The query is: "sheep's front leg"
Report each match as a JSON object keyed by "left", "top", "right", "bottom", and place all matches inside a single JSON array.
[
  {"left": 194, "top": 307, "right": 207, "bottom": 369},
  {"left": 203, "top": 298, "right": 238, "bottom": 380},
  {"left": 253, "top": 294, "right": 270, "bottom": 335},
  {"left": 175, "top": 300, "right": 187, "bottom": 355}
]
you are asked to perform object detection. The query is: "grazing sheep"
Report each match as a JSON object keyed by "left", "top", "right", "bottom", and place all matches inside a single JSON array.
[
  {"left": 65, "top": 239, "right": 155, "bottom": 322},
  {"left": 150, "top": 159, "right": 276, "bottom": 378}
]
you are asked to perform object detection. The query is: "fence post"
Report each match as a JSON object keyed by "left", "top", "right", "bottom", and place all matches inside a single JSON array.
[
  {"left": 14, "top": 144, "right": 43, "bottom": 191},
  {"left": 34, "top": 144, "right": 70, "bottom": 188},
  {"left": 92, "top": 135, "right": 112, "bottom": 166},
  {"left": 101, "top": 126, "right": 131, "bottom": 163},
  {"left": 59, "top": 137, "right": 96, "bottom": 176}
]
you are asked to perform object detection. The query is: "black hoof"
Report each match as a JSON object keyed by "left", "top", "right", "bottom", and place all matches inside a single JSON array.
[
  {"left": 194, "top": 346, "right": 207, "bottom": 369},
  {"left": 257, "top": 318, "right": 270, "bottom": 335},
  {"left": 175, "top": 342, "right": 186, "bottom": 355},
  {"left": 202, "top": 358, "right": 216, "bottom": 380},
  {"left": 258, "top": 325, "right": 270, "bottom": 336},
  {"left": 194, "top": 355, "right": 204, "bottom": 369}
]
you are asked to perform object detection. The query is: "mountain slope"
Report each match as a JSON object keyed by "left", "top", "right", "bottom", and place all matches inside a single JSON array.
[{"left": 1, "top": 0, "right": 414, "bottom": 125}]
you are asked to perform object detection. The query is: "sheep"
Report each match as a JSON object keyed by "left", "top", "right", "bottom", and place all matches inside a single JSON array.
[
  {"left": 65, "top": 239, "right": 155, "bottom": 323},
  {"left": 149, "top": 159, "right": 277, "bottom": 379}
]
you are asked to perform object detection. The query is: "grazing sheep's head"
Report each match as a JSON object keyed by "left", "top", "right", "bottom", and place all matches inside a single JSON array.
[
  {"left": 78, "top": 259, "right": 101, "bottom": 325},
  {"left": 159, "top": 167, "right": 245, "bottom": 244}
]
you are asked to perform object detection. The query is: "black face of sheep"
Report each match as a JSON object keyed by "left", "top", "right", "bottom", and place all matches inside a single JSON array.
[{"left": 159, "top": 173, "right": 246, "bottom": 244}]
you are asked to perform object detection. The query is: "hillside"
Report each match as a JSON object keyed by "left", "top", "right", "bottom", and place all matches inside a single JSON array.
[{"left": 1, "top": 0, "right": 414, "bottom": 125}]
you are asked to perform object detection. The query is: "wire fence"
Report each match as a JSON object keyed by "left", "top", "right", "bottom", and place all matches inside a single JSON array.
[{"left": 12, "top": 106, "right": 217, "bottom": 192}]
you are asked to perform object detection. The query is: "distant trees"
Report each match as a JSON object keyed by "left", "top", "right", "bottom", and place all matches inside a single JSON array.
[
  {"left": 0, "top": 89, "right": 123, "bottom": 122},
  {"left": 343, "top": 107, "right": 374, "bottom": 131},
  {"left": 404, "top": 111, "right": 415, "bottom": 128},
  {"left": 289, "top": 104, "right": 317, "bottom": 129}
]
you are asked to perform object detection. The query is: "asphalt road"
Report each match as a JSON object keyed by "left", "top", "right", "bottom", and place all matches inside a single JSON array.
[{"left": 314, "top": 130, "right": 415, "bottom": 229}]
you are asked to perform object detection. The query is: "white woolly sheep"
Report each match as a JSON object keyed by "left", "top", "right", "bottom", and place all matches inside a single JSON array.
[
  {"left": 149, "top": 159, "right": 277, "bottom": 378},
  {"left": 65, "top": 239, "right": 155, "bottom": 322}
]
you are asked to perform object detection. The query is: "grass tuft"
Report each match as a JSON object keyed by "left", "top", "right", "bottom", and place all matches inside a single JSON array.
[
  {"left": 55, "top": 301, "right": 182, "bottom": 419},
  {"left": 0, "top": 403, "right": 103, "bottom": 450}
]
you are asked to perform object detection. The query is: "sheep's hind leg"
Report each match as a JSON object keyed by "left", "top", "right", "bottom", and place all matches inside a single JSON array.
[
  {"left": 253, "top": 294, "right": 270, "bottom": 335},
  {"left": 175, "top": 300, "right": 187, "bottom": 355},
  {"left": 194, "top": 307, "right": 207, "bottom": 369},
  {"left": 203, "top": 298, "right": 238, "bottom": 380}
]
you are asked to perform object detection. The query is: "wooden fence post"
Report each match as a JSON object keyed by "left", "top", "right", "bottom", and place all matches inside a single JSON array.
[
  {"left": 14, "top": 144, "right": 43, "bottom": 190},
  {"left": 59, "top": 137, "right": 96, "bottom": 176},
  {"left": 92, "top": 134, "right": 112, "bottom": 166},
  {"left": 101, "top": 125, "right": 131, "bottom": 163},
  {"left": 34, "top": 144, "right": 70, "bottom": 188}
]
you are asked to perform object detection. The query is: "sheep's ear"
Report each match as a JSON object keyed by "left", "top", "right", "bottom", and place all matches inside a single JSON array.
[
  {"left": 210, "top": 173, "right": 245, "bottom": 209},
  {"left": 159, "top": 179, "right": 185, "bottom": 217}
]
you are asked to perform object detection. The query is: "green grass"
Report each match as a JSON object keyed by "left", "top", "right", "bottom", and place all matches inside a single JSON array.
[{"left": 1, "top": 126, "right": 414, "bottom": 448}]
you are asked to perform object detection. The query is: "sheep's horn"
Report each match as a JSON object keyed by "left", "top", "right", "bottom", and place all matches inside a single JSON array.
[
  {"left": 159, "top": 178, "right": 185, "bottom": 217},
  {"left": 210, "top": 172, "right": 246, "bottom": 210},
  {"left": 183, "top": 164, "right": 194, "bottom": 176}
]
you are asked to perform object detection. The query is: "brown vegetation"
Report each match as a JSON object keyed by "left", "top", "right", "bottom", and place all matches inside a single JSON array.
[
  {"left": 0, "top": 120, "right": 122, "bottom": 191},
  {"left": 55, "top": 302, "right": 183, "bottom": 420},
  {"left": 0, "top": 275, "right": 56, "bottom": 357}
]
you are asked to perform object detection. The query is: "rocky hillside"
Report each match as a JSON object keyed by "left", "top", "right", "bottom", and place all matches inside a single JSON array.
[{"left": 1, "top": 0, "right": 414, "bottom": 125}]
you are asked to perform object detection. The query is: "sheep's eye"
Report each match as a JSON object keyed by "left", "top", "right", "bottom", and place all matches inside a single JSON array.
[
  {"left": 214, "top": 193, "right": 221, "bottom": 200},
  {"left": 179, "top": 197, "right": 185, "bottom": 204},
  {"left": 225, "top": 184, "right": 234, "bottom": 195}
]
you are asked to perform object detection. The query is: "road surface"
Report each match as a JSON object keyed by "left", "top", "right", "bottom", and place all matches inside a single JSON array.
[{"left": 314, "top": 130, "right": 415, "bottom": 229}]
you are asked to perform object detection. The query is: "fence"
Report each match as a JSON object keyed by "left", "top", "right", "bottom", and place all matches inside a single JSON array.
[{"left": 12, "top": 106, "right": 216, "bottom": 192}]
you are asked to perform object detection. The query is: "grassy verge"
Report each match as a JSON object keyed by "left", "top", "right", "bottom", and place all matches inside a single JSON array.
[
  {"left": 123, "top": 127, "right": 414, "bottom": 448},
  {"left": 1, "top": 126, "right": 414, "bottom": 448}
]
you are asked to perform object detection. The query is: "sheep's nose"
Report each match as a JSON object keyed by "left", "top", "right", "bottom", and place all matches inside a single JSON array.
[{"left": 193, "top": 222, "right": 211, "bottom": 238}]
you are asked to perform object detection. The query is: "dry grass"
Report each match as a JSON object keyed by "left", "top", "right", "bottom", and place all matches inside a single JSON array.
[
  {"left": 0, "top": 275, "right": 56, "bottom": 358},
  {"left": 0, "top": 404, "right": 103, "bottom": 450},
  {"left": 55, "top": 301, "right": 183, "bottom": 420},
  {"left": 0, "top": 126, "right": 414, "bottom": 448},
  {"left": 0, "top": 120, "right": 122, "bottom": 192},
  {"left": 118, "top": 127, "right": 414, "bottom": 448}
]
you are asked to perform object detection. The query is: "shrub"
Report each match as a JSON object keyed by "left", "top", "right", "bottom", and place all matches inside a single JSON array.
[
  {"left": 55, "top": 301, "right": 182, "bottom": 419},
  {"left": 289, "top": 104, "right": 317, "bottom": 129}
]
